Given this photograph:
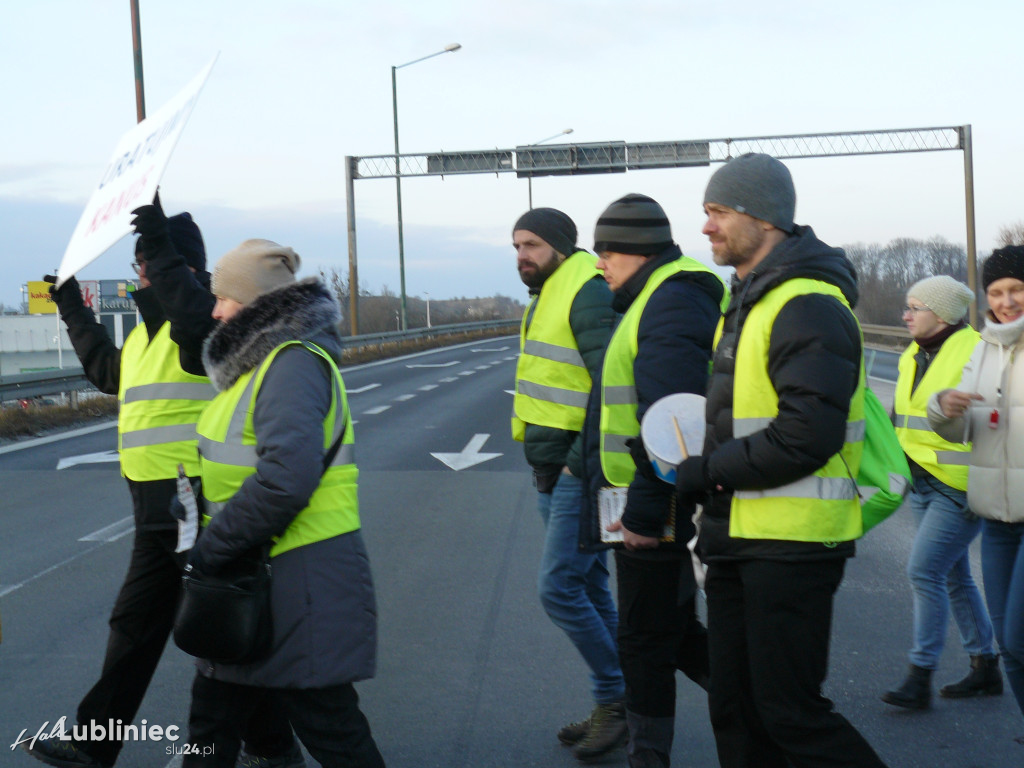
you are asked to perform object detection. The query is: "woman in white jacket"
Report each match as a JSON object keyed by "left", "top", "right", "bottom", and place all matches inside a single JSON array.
[{"left": 929, "top": 245, "right": 1024, "bottom": 726}]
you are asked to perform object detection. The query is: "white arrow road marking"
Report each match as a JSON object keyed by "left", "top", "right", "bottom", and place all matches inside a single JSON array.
[
  {"left": 440, "top": 376, "right": 458, "bottom": 383},
  {"left": 394, "top": 394, "right": 416, "bottom": 402},
  {"left": 347, "top": 383, "right": 381, "bottom": 394},
  {"left": 418, "top": 384, "right": 438, "bottom": 391},
  {"left": 475, "top": 365, "right": 491, "bottom": 370},
  {"left": 80, "top": 516, "right": 135, "bottom": 542},
  {"left": 431, "top": 433, "right": 502, "bottom": 471},
  {"left": 458, "top": 371, "right": 475, "bottom": 377},
  {"left": 56, "top": 450, "right": 120, "bottom": 470},
  {"left": 364, "top": 406, "right": 391, "bottom": 415},
  {"left": 407, "top": 361, "right": 460, "bottom": 368},
  {"left": 471, "top": 346, "right": 511, "bottom": 352}
]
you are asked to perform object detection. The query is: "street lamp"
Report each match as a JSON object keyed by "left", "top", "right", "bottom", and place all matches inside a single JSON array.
[
  {"left": 392, "top": 42, "right": 461, "bottom": 331},
  {"left": 425, "top": 291, "right": 431, "bottom": 329},
  {"left": 528, "top": 128, "right": 573, "bottom": 209}
]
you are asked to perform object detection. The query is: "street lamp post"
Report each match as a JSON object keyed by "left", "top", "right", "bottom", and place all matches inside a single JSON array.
[
  {"left": 392, "top": 43, "right": 461, "bottom": 331},
  {"left": 425, "top": 291, "right": 431, "bottom": 328},
  {"left": 527, "top": 128, "right": 573, "bottom": 209}
]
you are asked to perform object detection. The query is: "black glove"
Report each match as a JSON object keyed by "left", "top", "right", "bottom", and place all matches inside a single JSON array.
[
  {"left": 675, "top": 455, "right": 712, "bottom": 509},
  {"left": 43, "top": 274, "right": 86, "bottom": 316},
  {"left": 626, "top": 436, "right": 659, "bottom": 482},
  {"left": 130, "top": 195, "right": 169, "bottom": 245}
]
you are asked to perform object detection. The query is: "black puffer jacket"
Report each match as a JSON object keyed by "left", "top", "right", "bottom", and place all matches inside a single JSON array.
[
  {"left": 579, "top": 247, "right": 724, "bottom": 555},
  {"left": 697, "top": 226, "right": 862, "bottom": 562}
]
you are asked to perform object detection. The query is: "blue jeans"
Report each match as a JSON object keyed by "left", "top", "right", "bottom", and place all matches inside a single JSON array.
[
  {"left": 537, "top": 473, "right": 625, "bottom": 704},
  {"left": 981, "top": 519, "right": 1024, "bottom": 717},
  {"left": 906, "top": 476, "right": 994, "bottom": 669}
]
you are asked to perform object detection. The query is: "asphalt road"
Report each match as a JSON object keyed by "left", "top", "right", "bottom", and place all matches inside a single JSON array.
[{"left": 1, "top": 339, "right": 1021, "bottom": 767}]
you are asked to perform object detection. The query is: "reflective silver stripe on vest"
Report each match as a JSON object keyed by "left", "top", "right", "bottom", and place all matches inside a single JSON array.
[
  {"left": 197, "top": 436, "right": 258, "bottom": 467},
  {"left": 733, "top": 475, "right": 857, "bottom": 501},
  {"left": 859, "top": 472, "right": 912, "bottom": 503},
  {"left": 734, "top": 416, "right": 865, "bottom": 443},
  {"left": 517, "top": 379, "right": 590, "bottom": 409},
  {"left": 122, "top": 382, "right": 215, "bottom": 404},
  {"left": 604, "top": 385, "right": 638, "bottom": 406},
  {"left": 895, "top": 414, "right": 932, "bottom": 431},
  {"left": 121, "top": 423, "right": 198, "bottom": 449},
  {"left": 603, "top": 433, "right": 630, "bottom": 455},
  {"left": 934, "top": 450, "right": 971, "bottom": 466},
  {"left": 523, "top": 339, "right": 586, "bottom": 369},
  {"left": 330, "top": 443, "right": 355, "bottom": 466}
]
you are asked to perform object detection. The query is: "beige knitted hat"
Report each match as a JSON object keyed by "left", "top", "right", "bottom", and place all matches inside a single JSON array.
[
  {"left": 906, "top": 275, "right": 973, "bottom": 324},
  {"left": 211, "top": 239, "right": 301, "bottom": 305}
]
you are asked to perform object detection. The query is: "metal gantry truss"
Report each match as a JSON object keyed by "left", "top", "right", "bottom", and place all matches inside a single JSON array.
[{"left": 344, "top": 125, "right": 977, "bottom": 332}]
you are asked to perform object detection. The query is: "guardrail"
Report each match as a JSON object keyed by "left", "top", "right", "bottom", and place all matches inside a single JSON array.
[
  {"left": 0, "top": 319, "right": 520, "bottom": 403},
  {"left": 0, "top": 320, "right": 906, "bottom": 403}
]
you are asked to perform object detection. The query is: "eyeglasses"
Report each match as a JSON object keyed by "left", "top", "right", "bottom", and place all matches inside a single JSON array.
[
  {"left": 903, "top": 304, "right": 932, "bottom": 315},
  {"left": 131, "top": 260, "right": 144, "bottom": 275}
]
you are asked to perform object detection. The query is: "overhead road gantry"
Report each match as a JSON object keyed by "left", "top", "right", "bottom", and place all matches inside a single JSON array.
[{"left": 345, "top": 125, "right": 977, "bottom": 334}]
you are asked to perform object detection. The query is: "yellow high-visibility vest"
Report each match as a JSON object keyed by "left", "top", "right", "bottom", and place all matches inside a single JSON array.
[
  {"left": 727, "top": 278, "right": 865, "bottom": 542},
  {"left": 118, "top": 321, "right": 215, "bottom": 480},
  {"left": 893, "top": 326, "right": 978, "bottom": 490},
  {"left": 512, "top": 251, "right": 601, "bottom": 441},
  {"left": 599, "top": 255, "right": 726, "bottom": 485},
  {"left": 197, "top": 341, "right": 358, "bottom": 557}
]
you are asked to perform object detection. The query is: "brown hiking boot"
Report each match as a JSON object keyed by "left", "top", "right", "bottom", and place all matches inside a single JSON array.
[
  {"left": 572, "top": 702, "right": 627, "bottom": 762},
  {"left": 557, "top": 712, "right": 593, "bottom": 745}
]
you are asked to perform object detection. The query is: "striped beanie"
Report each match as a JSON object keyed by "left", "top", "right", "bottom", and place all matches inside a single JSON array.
[{"left": 593, "top": 193, "right": 673, "bottom": 256}]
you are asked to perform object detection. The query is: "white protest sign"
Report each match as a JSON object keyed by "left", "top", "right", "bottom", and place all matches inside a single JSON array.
[{"left": 56, "top": 55, "right": 217, "bottom": 287}]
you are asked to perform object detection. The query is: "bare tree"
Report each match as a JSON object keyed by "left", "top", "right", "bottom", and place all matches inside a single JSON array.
[
  {"left": 844, "top": 237, "right": 967, "bottom": 325},
  {"left": 997, "top": 221, "right": 1024, "bottom": 247}
]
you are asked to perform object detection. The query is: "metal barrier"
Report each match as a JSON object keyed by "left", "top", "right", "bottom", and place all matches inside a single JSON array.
[{"left": 0, "top": 319, "right": 520, "bottom": 403}]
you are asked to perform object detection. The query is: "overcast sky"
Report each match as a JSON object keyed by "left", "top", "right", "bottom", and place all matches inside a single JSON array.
[{"left": 2, "top": 0, "right": 1021, "bottom": 309}]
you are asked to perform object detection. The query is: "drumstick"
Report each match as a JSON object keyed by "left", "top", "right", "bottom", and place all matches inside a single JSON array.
[{"left": 672, "top": 416, "right": 689, "bottom": 459}]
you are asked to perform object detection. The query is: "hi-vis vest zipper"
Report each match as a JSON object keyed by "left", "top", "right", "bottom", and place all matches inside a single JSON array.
[
  {"left": 118, "top": 321, "right": 215, "bottom": 481},
  {"left": 512, "top": 251, "right": 601, "bottom": 441},
  {"left": 893, "top": 326, "right": 978, "bottom": 490},
  {"left": 599, "top": 256, "right": 727, "bottom": 486},
  {"left": 197, "top": 341, "right": 358, "bottom": 557},
  {"left": 726, "top": 278, "right": 865, "bottom": 542}
]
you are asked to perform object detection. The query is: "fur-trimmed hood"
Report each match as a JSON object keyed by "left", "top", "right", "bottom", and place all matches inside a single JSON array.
[{"left": 202, "top": 278, "right": 342, "bottom": 391}]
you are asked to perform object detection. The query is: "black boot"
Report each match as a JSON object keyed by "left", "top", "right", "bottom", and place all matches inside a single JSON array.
[
  {"left": 940, "top": 654, "right": 1003, "bottom": 698},
  {"left": 881, "top": 664, "right": 932, "bottom": 709}
]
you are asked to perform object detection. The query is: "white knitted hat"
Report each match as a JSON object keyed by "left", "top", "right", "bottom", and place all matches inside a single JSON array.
[{"left": 906, "top": 275, "right": 973, "bottom": 324}]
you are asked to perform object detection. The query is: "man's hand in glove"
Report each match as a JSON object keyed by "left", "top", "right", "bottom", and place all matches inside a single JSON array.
[
  {"left": 675, "top": 455, "right": 714, "bottom": 509},
  {"left": 43, "top": 274, "right": 85, "bottom": 316},
  {"left": 130, "top": 194, "right": 169, "bottom": 245}
]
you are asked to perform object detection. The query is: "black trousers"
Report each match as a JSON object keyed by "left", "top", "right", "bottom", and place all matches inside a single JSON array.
[
  {"left": 75, "top": 478, "right": 294, "bottom": 765},
  {"left": 705, "top": 558, "right": 888, "bottom": 768},
  {"left": 183, "top": 674, "right": 386, "bottom": 768},
  {"left": 615, "top": 553, "right": 710, "bottom": 718}
]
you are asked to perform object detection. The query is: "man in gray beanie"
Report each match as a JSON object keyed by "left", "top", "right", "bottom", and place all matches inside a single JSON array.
[
  {"left": 881, "top": 275, "right": 998, "bottom": 710},
  {"left": 510, "top": 208, "right": 624, "bottom": 761},
  {"left": 676, "top": 155, "right": 890, "bottom": 766}
]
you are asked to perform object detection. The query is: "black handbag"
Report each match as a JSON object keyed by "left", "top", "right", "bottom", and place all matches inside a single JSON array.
[
  {"left": 173, "top": 416, "right": 346, "bottom": 664},
  {"left": 173, "top": 545, "right": 273, "bottom": 664}
]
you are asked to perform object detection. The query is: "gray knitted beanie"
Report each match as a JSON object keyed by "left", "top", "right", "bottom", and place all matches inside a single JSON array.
[
  {"left": 212, "top": 239, "right": 301, "bottom": 305},
  {"left": 513, "top": 208, "right": 578, "bottom": 257},
  {"left": 593, "top": 193, "right": 673, "bottom": 255},
  {"left": 703, "top": 153, "right": 796, "bottom": 233},
  {"left": 906, "top": 275, "right": 973, "bottom": 324}
]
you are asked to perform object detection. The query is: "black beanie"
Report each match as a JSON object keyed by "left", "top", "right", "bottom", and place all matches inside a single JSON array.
[
  {"left": 982, "top": 245, "right": 1024, "bottom": 291},
  {"left": 513, "top": 208, "right": 578, "bottom": 256},
  {"left": 593, "top": 193, "right": 673, "bottom": 255},
  {"left": 167, "top": 212, "right": 207, "bottom": 271}
]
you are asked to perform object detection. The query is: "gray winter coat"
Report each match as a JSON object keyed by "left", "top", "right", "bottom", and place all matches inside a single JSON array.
[{"left": 193, "top": 278, "right": 377, "bottom": 688}]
